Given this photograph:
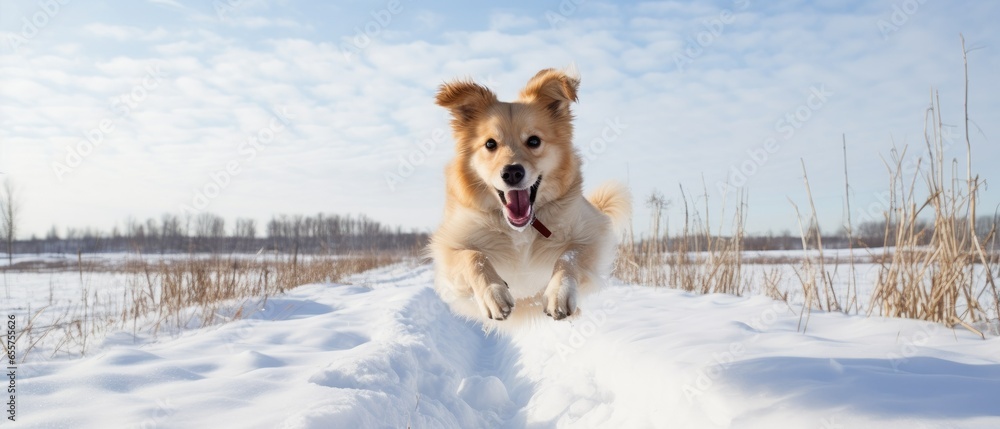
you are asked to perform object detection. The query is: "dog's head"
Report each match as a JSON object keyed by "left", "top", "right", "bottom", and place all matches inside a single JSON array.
[{"left": 437, "top": 68, "right": 581, "bottom": 230}]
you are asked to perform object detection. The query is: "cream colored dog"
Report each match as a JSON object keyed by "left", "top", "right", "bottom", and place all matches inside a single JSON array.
[{"left": 429, "top": 68, "right": 631, "bottom": 329}]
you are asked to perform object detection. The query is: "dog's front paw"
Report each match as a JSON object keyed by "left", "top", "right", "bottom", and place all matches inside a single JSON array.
[
  {"left": 543, "top": 280, "right": 577, "bottom": 321},
  {"left": 476, "top": 283, "right": 514, "bottom": 321}
]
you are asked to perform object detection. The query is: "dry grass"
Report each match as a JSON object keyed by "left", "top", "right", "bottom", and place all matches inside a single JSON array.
[
  {"left": 865, "top": 38, "right": 998, "bottom": 332},
  {"left": 760, "top": 266, "right": 788, "bottom": 302},
  {"left": 867, "top": 87, "right": 999, "bottom": 331},
  {"left": 615, "top": 184, "right": 748, "bottom": 296},
  {"left": 122, "top": 252, "right": 400, "bottom": 330},
  {"left": 13, "top": 252, "right": 402, "bottom": 361},
  {"left": 789, "top": 160, "right": 848, "bottom": 332}
]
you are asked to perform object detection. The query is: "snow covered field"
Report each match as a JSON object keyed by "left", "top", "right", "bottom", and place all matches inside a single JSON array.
[
  {"left": 1, "top": 251, "right": 373, "bottom": 361},
  {"left": 8, "top": 261, "right": 1000, "bottom": 428}
]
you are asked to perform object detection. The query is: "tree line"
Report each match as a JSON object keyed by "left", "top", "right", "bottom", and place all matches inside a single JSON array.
[
  {"left": 1, "top": 180, "right": 19, "bottom": 264},
  {"left": 13, "top": 212, "right": 428, "bottom": 255},
  {"left": 638, "top": 216, "right": 999, "bottom": 252}
]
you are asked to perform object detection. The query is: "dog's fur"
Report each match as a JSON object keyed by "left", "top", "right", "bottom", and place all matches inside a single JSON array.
[{"left": 429, "top": 68, "right": 631, "bottom": 330}]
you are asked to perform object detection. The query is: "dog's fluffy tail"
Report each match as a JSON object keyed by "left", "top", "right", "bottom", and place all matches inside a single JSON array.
[{"left": 588, "top": 181, "right": 632, "bottom": 231}]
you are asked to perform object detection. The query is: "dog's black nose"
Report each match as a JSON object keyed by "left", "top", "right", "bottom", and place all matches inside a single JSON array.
[{"left": 501, "top": 164, "right": 525, "bottom": 186}]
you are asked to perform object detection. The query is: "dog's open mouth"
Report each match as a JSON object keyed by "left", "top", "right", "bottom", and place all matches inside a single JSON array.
[{"left": 497, "top": 175, "right": 541, "bottom": 229}]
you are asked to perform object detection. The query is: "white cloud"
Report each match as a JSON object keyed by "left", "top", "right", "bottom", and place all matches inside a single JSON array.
[
  {"left": 84, "top": 23, "right": 144, "bottom": 40},
  {"left": 413, "top": 10, "right": 445, "bottom": 30},
  {"left": 154, "top": 40, "right": 207, "bottom": 55},
  {"left": 489, "top": 12, "right": 538, "bottom": 31},
  {"left": 227, "top": 16, "right": 309, "bottom": 29},
  {"left": 148, "top": 0, "right": 184, "bottom": 9}
]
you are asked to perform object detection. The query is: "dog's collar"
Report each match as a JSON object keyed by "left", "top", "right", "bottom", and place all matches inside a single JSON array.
[{"left": 532, "top": 218, "right": 552, "bottom": 238}]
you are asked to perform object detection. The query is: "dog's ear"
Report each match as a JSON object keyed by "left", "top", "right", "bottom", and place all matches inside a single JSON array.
[
  {"left": 519, "top": 68, "right": 580, "bottom": 117},
  {"left": 436, "top": 80, "right": 498, "bottom": 123}
]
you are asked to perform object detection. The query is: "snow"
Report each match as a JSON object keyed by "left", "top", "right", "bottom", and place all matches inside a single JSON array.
[{"left": 10, "top": 262, "right": 1000, "bottom": 428}]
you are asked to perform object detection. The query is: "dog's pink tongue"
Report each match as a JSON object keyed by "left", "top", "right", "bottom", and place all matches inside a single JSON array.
[{"left": 504, "top": 189, "right": 531, "bottom": 220}]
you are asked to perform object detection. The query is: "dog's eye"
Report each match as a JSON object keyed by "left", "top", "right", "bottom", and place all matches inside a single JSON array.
[
  {"left": 485, "top": 139, "right": 497, "bottom": 151},
  {"left": 526, "top": 135, "right": 541, "bottom": 148}
]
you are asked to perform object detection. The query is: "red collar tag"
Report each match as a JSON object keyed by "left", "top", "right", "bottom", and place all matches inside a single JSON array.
[{"left": 531, "top": 218, "right": 552, "bottom": 238}]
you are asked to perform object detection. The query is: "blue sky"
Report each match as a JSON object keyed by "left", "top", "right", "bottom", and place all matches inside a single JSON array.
[{"left": 2, "top": 0, "right": 999, "bottom": 238}]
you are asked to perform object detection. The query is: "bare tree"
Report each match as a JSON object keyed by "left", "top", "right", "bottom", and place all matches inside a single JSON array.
[
  {"left": 0, "top": 179, "right": 20, "bottom": 265},
  {"left": 234, "top": 218, "right": 257, "bottom": 252},
  {"left": 161, "top": 213, "right": 181, "bottom": 251},
  {"left": 46, "top": 225, "right": 60, "bottom": 240},
  {"left": 187, "top": 212, "right": 225, "bottom": 251}
]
